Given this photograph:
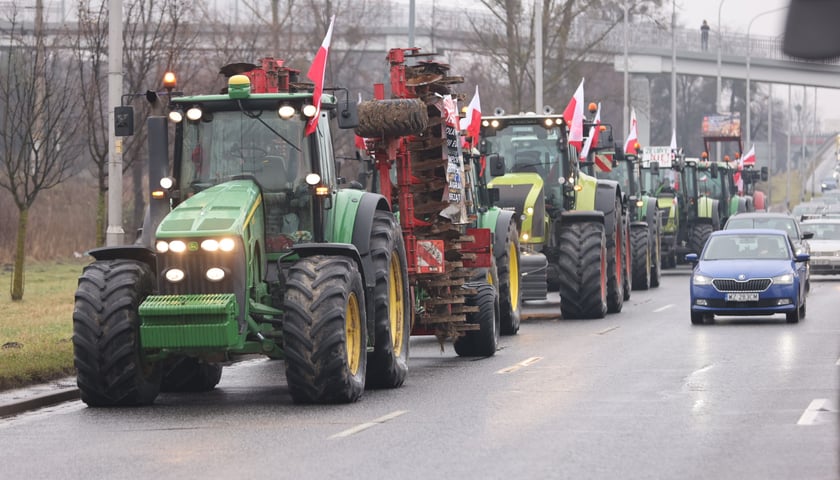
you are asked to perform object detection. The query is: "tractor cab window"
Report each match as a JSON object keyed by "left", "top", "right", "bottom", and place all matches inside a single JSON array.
[
  {"left": 178, "top": 109, "right": 314, "bottom": 252},
  {"left": 697, "top": 171, "right": 722, "bottom": 198},
  {"left": 481, "top": 123, "right": 565, "bottom": 184}
]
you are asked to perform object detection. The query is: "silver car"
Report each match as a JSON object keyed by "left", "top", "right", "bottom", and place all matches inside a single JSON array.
[{"left": 799, "top": 218, "right": 840, "bottom": 275}]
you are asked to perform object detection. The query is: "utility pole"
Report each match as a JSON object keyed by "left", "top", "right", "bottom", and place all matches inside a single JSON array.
[
  {"left": 670, "top": 0, "right": 676, "bottom": 137},
  {"left": 623, "top": 2, "right": 629, "bottom": 136},
  {"left": 106, "top": 0, "right": 125, "bottom": 246},
  {"left": 535, "top": 1, "right": 543, "bottom": 113}
]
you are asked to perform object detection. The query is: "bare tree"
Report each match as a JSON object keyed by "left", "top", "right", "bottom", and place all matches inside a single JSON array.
[
  {"left": 468, "top": 0, "right": 663, "bottom": 114},
  {"left": 74, "top": 0, "right": 110, "bottom": 247},
  {"left": 0, "top": 4, "right": 83, "bottom": 300}
]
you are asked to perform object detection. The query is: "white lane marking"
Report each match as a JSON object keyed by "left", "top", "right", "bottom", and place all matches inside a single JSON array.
[
  {"left": 496, "top": 356, "right": 543, "bottom": 374},
  {"left": 797, "top": 399, "right": 828, "bottom": 425},
  {"left": 836, "top": 357, "right": 840, "bottom": 366},
  {"left": 653, "top": 304, "right": 674, "bottom": 313},
  {"left": 596, "top": 326, "right": 620, "bottom": 335},
  {"left": 330, "top": 410, "right": 409, "bottom": 439}
]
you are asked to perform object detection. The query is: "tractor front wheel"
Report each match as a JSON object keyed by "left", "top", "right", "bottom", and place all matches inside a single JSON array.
[
  {"left": 631, "top": 227, "right": 651, "bottom": 291},
  {"left": 497, "top": 220, "right": 522, "bottom": 335},
  {"left": 283, "top": 256, "right": 367, "bottom": 403},
  {"left": 72, "top": 259, "right": 161, "bottom": 407},
  {"left": 556, "top": 221, "right": 608, "bottom": 319}
]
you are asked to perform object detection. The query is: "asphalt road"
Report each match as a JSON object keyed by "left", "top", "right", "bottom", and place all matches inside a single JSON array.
[{"left": 1, "top": 267, "right": 838, "bottom": 479}]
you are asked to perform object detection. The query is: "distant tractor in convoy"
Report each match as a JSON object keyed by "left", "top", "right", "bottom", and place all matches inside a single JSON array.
[
  {"left": 478, "top": 111, "right": 627, "bottom": 319},
  {"left": 72, "top": 58, "right": 412, "bottom": 406}
]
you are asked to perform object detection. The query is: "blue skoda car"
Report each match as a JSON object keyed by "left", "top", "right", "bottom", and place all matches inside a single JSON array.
[{"left": 686, "top": 229, "right": 810, "bottom": 324}]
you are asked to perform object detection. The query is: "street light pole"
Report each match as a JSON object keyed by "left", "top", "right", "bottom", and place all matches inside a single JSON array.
[
  {"left": 786, "top": 85, "right": 791, "bottom": 209},
  {"left": 796, "top": 102, "right": 804, "bottom": 203},
  {"left": 623, "top": 2, "right": 629, "bottom": 136},
  {"left": 671, "top": 0, "right": 676, "bottom": 136},
  {"left": 812, "top": 88, "right": 817, "bottom": 198},
  {"left": 716, "top": 0, "right": 726, "bottom": 114},
  {"left": 106, "top": 0, "right": 124, "bottom": 246},
  {"left": 745, "top": 6, "right": 788, "bottom": 150}
]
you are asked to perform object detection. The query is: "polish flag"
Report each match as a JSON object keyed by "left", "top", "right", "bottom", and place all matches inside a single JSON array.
[
  {"left": 741, "top": 144, "right": 756, "bottom": 166},
  {"left": 305, "top": 15, "right": 335, "bottom": 136},
  {"left": 734, "top": 144, "right": 756, "bottom": 193},
  {"left": 580, "top": 103, "right": 602, "bottom": 162},
  {"left": 624, "top": 108, "right": 639, "bottom": 154},
  {"left": 459, "top": 86, "right": 482, "bottom": 144},
  {"left": 563, "top": 79, "right": 585, "bottom": 149}
]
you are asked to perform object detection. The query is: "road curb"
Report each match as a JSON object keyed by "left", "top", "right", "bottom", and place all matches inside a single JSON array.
[{"left": 0, "top": 387, "right": 80, "bottom": 418}]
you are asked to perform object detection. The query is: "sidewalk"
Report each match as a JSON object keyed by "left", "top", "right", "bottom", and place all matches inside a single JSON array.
[{"left": 0, "top": 377, "right": 79, "bottom": 418}]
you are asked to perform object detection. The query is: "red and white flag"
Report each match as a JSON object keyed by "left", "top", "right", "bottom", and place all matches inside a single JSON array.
[
  {"left": 741, "top": 144, "right": 756, "bottom": 166},
  {"left": 459, "top": 86, "right": 482, "bottom": 144},
  {"left": 624, "top": 107, "right": 639, "bottom": 154},
  {"left": 305, "top": 15, "right": 335, "bottom": 136},
  {"left": 563, "top": 78, "right": 585, "bottom": 149},
  {"left": 734, "top": 144, "right": 756, "bottom": 193},
  {"left": 580, "top": 102, "right": 602, "bottom": 162}
]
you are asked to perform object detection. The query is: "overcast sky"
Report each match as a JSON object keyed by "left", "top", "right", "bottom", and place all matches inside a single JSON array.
[{"left": 676, "top": 0, "right": 789, "bottom": 37}]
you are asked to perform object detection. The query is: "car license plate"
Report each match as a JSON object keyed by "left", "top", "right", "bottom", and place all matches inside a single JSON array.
[{"left": 726, "top": 292, "right": 759, "bottom": 302}]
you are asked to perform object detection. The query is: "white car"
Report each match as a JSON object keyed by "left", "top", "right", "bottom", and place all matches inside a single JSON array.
[{"left": 800, "top": 218, "right": 840, "bottom": 275}]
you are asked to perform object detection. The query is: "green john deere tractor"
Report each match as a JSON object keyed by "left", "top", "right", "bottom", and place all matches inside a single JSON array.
[
  {"left": 72, "top": 59, "right": 411, "bottom": 407},
  {"left": 479, "top": 113, "right": 627, "bottom": 319}
]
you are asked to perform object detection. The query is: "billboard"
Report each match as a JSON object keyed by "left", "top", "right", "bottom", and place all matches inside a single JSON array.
[
  {"left": 641, "top": 146, "right": 674, "bottom": 167},
  {"left": 702, "top": 113, "right": 741, "bottom": 137}
]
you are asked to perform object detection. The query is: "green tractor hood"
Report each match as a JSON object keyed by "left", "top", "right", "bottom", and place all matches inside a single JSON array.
[{"left": 157, "top": 180, "right": 262, "bottom": 238}]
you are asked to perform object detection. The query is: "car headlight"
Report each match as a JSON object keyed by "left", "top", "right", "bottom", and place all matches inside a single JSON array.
[
  {"left": 693, "top": 273, "right": 712, "bottom": 285},
  {"left": 772, "top": 273, "right": 794, "bottom": 285}
]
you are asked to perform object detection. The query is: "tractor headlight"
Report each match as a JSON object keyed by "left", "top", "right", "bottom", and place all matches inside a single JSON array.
[
  {"left": 201, "top": 239, "right": 220, "bottom": 251},
  {"left": 206, "top": 267, "right": 226, "bottom": 282},
  {"left": 521, "top": 233, "right": 530, "bottom": 241},
  {"left": 693, "top": 273, "right": 712, "bottom": 285},
  {"left": 155, "top": 241, "right": 169, "bottom": 253},
  {"left": 526, "top": 207, "right": 534, "bottom": 215},
  {"left": 305, "top": 173, "right": 321, "bottom": 186},
  {"left": 169, "top": 240, "right": 187, "bottom": 253},
  {"left": 165, "top": 268, "right": 185, "bottom": 283},
  {"left": 186, "top": 107, "right": 203, "bottom": 121},
  {"left": 278, "top": 105, "right": 296, "bottom": 119},
  {"left": 159, "top": 177, "right": 175, "bottom": 190},
  {"left": 168, "top": 110, "right": 183, "bottom": 123},
  {"left": 219, "top": 238, "right": 236, "bottom": 252},
  {"left": 302, "top": 104, "right": 318, "bottom": 117}
]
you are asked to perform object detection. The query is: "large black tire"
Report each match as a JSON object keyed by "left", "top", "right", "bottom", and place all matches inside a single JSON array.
[
  {"left": 283, "top": 256, "right": 367, "bottom": 403},
  {"left": 160, "top": 357, "right": 223, "bottom": 393},
  {"left": 496, "top": 220, "right": 522, "bottom": 335},
  {"left": 556, "top": 221, "right": 608, "bottom": 319},
  {"left": 72, "top": 260, "right": 161, "bottom": 407},
  {"left": 366, "top": 211, "right": 411, "bottom": 389},
  {"left": 689, "top": 223, "right": 714, "bottom": 255},
  {"left": 690, "top": 311, "right": 706, "bottom": 325},
  {"left": 622, "top": 223, "right": 632, "bottom": 300},
  {"left": 649, "top": 222, "right": 662, "bottom": 288},
  {"left": 631, "top": 227, "right": 651, "bottom": 291},
  {"left": 453, "top": 283, "right": 500, "bottom": 357},
  {"left": 786, "top": 295, "right": 803, "bottom": 324},
  {"left": 605, "top": 199, "right": 625, "bottom": 314},
  {"left": 356, "top": 99, "right": 429, "bottom": 138}
]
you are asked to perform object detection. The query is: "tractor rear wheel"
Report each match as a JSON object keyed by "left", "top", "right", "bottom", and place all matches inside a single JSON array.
[
  {"left": 631, "top": 227, "right": 651, "bottom": 291},
  {"left": 605, "top": 199, "right": 624, "bottom": 313},
  {"left": 497, "top": 220, "right": 521, "bottom": 335},
  {"left": 283, "top": 256, "right": 367, "bottom": 403},
  {"left": 650, "top": 223, "right": 662, "bottom": 288},
  {"left": 453, "top": 283, "right": 500, "bottom": 357},
  {"left": 366, "top": 211, "right": 411, "bottom": 389},
  {"left": 72, "top": 259, "right": 161, "bottom": 407},
  {"left": 689, "top": 223, "right": 714, "bottom": 255},
  {"left": 160, "top": 357, "right": 222, "bottom": 393},
  {"left": 356, "top": 99, "right": 429, "bottom": 138},
  {"left": 556, "top": 221, "right": 608, "bottom": 319}
]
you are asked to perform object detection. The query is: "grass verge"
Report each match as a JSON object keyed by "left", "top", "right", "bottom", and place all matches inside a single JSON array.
[{"left": 0, "top": 261, "right": 84, "bottom": 391}]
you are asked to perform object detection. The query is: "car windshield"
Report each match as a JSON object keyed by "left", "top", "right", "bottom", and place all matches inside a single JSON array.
[
  {"left": 725, "top": 217, "right": 799, "bottom": 240},
  {"left": 703, "top": 234, "right": 790, "bottom": 261},
  {"left": 803, "top": 223, "right": 840, "bottom": 240}
]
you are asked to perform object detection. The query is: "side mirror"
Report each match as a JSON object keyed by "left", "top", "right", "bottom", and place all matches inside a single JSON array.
[
  {"left": 651, "top": 161, "right": 660, "bottom": 176},
  {"left": 802, "top": 231, "right": 814, "bottom": 240},
  {"left": 710, "top": 162, "right": 719, "bottom": 178},
  {"left": 795, "top": 253, "right": 810, "bottom": 263},
  {"left": 685, "top": 253, "right": 699, "bottom": 264},
  {"left": 488, "top": 154, "right": 506, "bottom": 177},
  {"left": 760, "top": 166, "right": 769, "bottom": 182},
  {"left": 337, "top": 100, "right": 359, "bottom": 129}
]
